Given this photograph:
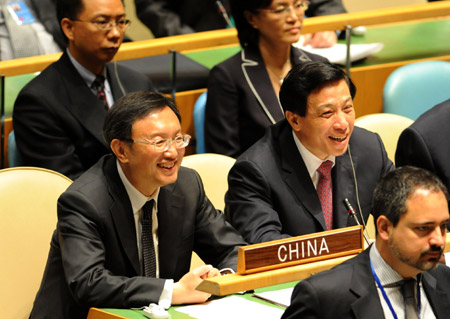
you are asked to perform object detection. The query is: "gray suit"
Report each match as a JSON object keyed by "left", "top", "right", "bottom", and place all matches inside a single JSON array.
[
  {"left": 282, "top": 248, "right": 450, "bottom": 319},
  {"left": 30, "top": 154, "right": 246, "bottom": 319}
]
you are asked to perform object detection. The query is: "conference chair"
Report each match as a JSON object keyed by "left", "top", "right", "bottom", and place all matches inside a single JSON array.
[
  {"left": 355, "top": 113, "right": 414, "bottom": 239},
  {"left": 0, "top": 167, "right": 72, "bottom": 319},
  {"left": 193, "top": 91, "right": 207, "bottom": 154},
  {"left": 181, "top": 153, "right": 236, "bottom": 269},
  {"left": 383, "top": 60, "right": 450, "bottom": 120},
  {"left": 355, "top": 113, "right": 413, "bottom": 165}
]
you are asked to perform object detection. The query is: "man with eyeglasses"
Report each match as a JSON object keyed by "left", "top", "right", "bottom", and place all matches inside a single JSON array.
[
  {"left": 13, "top": 0, "right": 153, "bottom": 180},
  {"left": 30, "top": 91, "right": 247, "bottom": 319}
]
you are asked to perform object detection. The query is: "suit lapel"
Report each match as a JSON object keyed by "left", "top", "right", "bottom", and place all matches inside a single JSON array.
[
  {"left": 103, "top": 157, "right": 141, "bottom": 275},
  {"left": 241, "top": 48, "right": 285, "bottom": 124},
  {"left": 423, "top": 271, "right": 450, "bottom": 319},
  {"left": 277, "top": 121, "right": 327, "bottom": 230},
  {"left": 350, "top": 250, "right": 386, "bottom": 319},
  {"left": 157, "top": 184, "right": 185, "bottom": 278},
  {"left": 56, "top": 53, "right": 108, "bottom": 146},
  {"left": 333, "top": 149, "right": 356, "bottom": 228}
]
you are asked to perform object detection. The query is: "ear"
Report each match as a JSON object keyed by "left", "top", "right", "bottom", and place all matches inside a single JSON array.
[
  {"left": 285, "top": 111, "right": 303, "bottom": 132},
  {"left": 376, "top": 215, "right": 393, "bottom": 241},
  {"left": 61, "top": 18, "right": 75, "bottom": 41},
  {"left": 244, "top": 10, "right": 258, "bottom": 29},
  {"left": 110, "top": 139, "right": 130, "bottom": 164}
]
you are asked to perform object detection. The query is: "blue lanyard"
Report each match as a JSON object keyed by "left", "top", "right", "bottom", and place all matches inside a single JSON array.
[{"left": 370, "top": 260, "right": 421, "bottom": 319}]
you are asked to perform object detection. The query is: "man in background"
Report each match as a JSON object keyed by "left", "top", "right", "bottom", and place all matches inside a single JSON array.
[
  {"left": 13, "top": 0, "right": 153, "bottom": 180},
  {"left": 0, "top": 0, "right": 61, "bottom": 60},
  {"left": 282, "top": 166, "right": 450, "bottom": 319}
]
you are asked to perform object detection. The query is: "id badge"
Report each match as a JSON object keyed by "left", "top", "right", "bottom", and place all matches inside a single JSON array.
[{"left": 7, "top": 1, "right": 36, "bottom": 25}]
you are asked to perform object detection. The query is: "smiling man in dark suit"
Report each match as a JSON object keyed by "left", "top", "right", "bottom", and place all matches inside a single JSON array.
[
  {"left": 30, "top": 91, "right": 246, "bottom": 319},
  {"left": 13, "top": 0, "right": 153, "bottom": 180},
  {"left": 282, "top": 166, "right": 450, "bottom": 319},
  {"left": 225, "top": 61, "right": 394, "bottom": 244}
]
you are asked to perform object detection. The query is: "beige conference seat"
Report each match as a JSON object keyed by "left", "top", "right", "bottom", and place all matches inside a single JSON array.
[
  {"left": 181, "top": 153, "right": 236, "bottom": 269},
  {"left": 355, "top": 113, "right": 413, "bottom": 165},
  {"left": 0, "top": 167, "right": 72, "bottom": 319},
  {"left": 355, "top": 113, "right": 413, "bottom": 239}
]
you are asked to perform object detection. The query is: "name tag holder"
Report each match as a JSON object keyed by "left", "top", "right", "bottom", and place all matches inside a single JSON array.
[
  {"left": 196, "top": 226, "right": 364, "bottom": 296},
  {"left": 238, "top": 225, "right": 364, "bottom": 274}
]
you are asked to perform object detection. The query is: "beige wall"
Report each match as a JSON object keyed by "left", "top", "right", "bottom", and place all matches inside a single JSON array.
[
  {"left": 343, "top": 0, "right": 427, "bottom": 12},
  {"left": 124, "top": 0, "right": 154, "bottom": 41}
]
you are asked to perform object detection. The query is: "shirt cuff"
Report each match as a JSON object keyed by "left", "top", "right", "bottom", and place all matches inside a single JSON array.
[{"left": 158, "top": 279, "right": 174, "bottom": 309}]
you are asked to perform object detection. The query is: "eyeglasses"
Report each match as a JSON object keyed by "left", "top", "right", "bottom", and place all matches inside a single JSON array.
[
  {"left": 74, "top": 19, "right": 131, "bottom": 31},
  {"left": 126, "top": 134, "right": 191, "bottom": 152},
  {"left": 261, "top": 1, "right": 309, "bottom": 15}
]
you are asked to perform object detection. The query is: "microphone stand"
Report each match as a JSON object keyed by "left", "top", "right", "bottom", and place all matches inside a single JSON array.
[{"left": 344, "top": 198, "right": 370, "bottom": 246}]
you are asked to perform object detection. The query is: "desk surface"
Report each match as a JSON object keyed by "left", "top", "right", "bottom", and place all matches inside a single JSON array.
[
  {"left": 184, "top": 18, "right": 450, "bottom": 70},
  {"left": 88, "top": 282, "right": 295, "bottom": 319}
]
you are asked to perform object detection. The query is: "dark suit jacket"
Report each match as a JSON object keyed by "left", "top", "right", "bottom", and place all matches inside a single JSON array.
[
  {"left": 282, "top": 248, "right": 450, "bottom": 319},
  {"left": 13, "top": 51, "right": 152, "bottom": 180},
  {"left": 30, "top": 155, "right": 246, "bottom": 319},
  {"left": 225, "top": 120, "right": 394, "bottom": 244},
  {"left": 396, "top": 99, "right": 450, "bottom": 229},
  {"left": 135, "top": 0, "right": 346, "bottom": 38},
  {"left": 205, "top": 46, "right": 327, "bottom": 158}
]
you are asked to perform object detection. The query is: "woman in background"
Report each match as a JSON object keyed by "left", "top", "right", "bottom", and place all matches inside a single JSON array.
[{"left": 205, "top": 0, "right": 328, "bottom": 157}]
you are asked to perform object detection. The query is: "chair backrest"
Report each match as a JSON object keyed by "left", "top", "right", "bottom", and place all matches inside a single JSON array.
[
  {"left": 193, "top": 91, "right": 207, "bottom": 154},
  {"left": 355, "top": 113, "right": 414, "bottom": 164},
  {"left": 181, "top": 153, "right": 235, "bottom": 212},
  {"left": 0, "top": 167, "right": 72, "bottom": 319},
  {"left": 8, "top": 131, "right": 23, "bottom": 167},
  {"left": 383, "top": 60, "right": 450, "bottom": 120}
]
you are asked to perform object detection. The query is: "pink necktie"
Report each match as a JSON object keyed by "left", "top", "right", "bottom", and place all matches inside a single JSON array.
[{"left": 317, "top": 160, "right": 333, "bottom": 230}]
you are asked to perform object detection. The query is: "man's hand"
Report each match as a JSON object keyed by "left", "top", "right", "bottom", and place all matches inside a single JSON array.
[
  {"left": 172, "top": 265, "right": 221, "bottom": 304},
  {"left": 303, "top": 31, "right": 337, "bottom": 48}
]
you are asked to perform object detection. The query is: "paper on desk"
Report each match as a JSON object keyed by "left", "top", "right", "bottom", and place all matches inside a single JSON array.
[
  {"left": 253, "top": 288, "right": 294, "bottom": 308},
  {"left": 293, "top": 37, "right": 383, "bottom": 65},
  {"left": 175, "top": 296, "right": 284, "bottom": 319}
]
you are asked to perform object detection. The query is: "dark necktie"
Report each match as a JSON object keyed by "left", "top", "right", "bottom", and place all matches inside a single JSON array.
[
  {"left": 141, "top": 199, "right": 156, "bottom": 277},
  {"left": 91, "top": 74, "right": 109, "bottom": 110},
  {"left": 401, "top": 278, "right": 418, "bottom": 319},
  {"left": 317, "top": 160, "right": 333, "bottom": 230}
]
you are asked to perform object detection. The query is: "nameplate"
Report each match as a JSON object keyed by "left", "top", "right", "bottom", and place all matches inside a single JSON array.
[{"left": 237, "top": 226, "right": 363, "bottom": 274}]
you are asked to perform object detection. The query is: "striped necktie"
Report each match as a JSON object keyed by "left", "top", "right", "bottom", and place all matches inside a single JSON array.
[{"left": 317, "top": 160, "right": 333, "bottom": 230}]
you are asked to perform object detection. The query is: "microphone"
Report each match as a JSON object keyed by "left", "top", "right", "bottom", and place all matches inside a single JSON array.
[
  {"left": 216, "top": 1, "right": 234, "bottom": 29},
  {"left": 344, "top": 198, "right": 370, "bottom": 246}
]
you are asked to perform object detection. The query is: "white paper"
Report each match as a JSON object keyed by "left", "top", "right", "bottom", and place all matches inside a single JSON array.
[
  {"left": 253, "top": 288, "right": 294, "bottom": 308},
  {"left": 293, "top": 37, "right": 384, "bottom": 65},
  {"left": 175, "top": 295, "right": 284, "bottom": 319}
]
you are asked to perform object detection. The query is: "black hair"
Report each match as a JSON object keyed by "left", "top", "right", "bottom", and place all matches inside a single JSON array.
[
  {"left": 279, "top": 61, "right": 356, "bottom": 116},
  {"left": 103, "top": 91, "right": 181, "bottom": 148},
  {"left": 230, "top": 0, "right": 272, "bottom": 49},
  {"left": 372, "top": 166, "right": 449, "bottom": 229}
]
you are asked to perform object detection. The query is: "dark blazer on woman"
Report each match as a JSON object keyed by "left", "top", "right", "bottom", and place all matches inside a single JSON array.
[{"left": 205, "top": 46, "right": 327, "bottom": 157}]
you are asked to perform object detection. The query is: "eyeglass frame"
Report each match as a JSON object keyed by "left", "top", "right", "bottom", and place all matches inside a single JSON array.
[
  {"left": 72, "top": 18, "right": 132, "bottom": 31},
  {"left": 259, "top": 1, "right": 310, "bottom": 15},
  {"left": 124, "top": 133, "right": 191, "bottom": 152}
]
